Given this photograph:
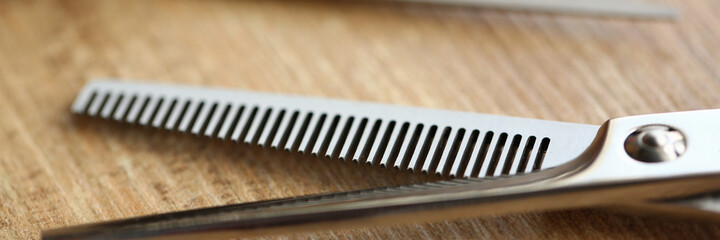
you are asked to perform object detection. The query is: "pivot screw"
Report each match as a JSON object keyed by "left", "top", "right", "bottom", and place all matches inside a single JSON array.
[{"left": 624, "top": 125, "right": 686, "bottom": 163}]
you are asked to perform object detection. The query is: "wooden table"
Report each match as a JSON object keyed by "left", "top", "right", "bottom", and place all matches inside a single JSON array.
[{"left": 2, "top": 0, "right": 720, "bottom": 239}]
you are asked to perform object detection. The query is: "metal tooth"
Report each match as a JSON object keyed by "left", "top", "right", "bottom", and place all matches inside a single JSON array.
[
  {"left": 428, "top": 127, "right": 453, "bottom": 174},
  {"left": 243, "top": 107, "right": 272, "bottom": 144},
  {"left": 448, "top": 130, "right": 474, "bottom": 177},
  {"left": 318, "top": 115, "right": 346, "bottom": 157},
  {"left": 323, "top": 116, "right": 344, "bottom": 156},
  {"left": 247, "top": 108, "right": 273, "bottom": 145},
  {"left": 178, "top": 101, "right": 202, "bottom": 132},
  {"left": 379, "top": 122, "right": 404, "bottom": 167},
  {"left": 164, "top": 100, "right": 188, "bottom": 130},
  {"left": 191, "top": 102, "right": 215, "bottom": 135},
  {"left": 126, "top": 96, "right": 149, "bottom": 123},
  {"left": 286, "top": 112, "right": 312, "bottom": 151},
  {"left": 87, "top": 92, "right": 110, "bottom": 116},
  {"left": 394, "top": 123, "right": 420, "bottom": 169},
  {"left": 312, "top": 115, "right": 339, "bottom": 156},
  {"left": 138, "top": 97, "right": 162, "bottom": 126},
  {"left": 112, "top": 94, "right": 134, "bottom": 121},
  {"left": 298, "top": 114, "right": 324, "bottom": 154},
  {"left": 71, "top": 89, "right": 97, "bottom": 113},
  {"left": 463, "top": 132, "right": 493, "bottom": 178},
  {"left": 280, "top": 112, "right": 302, "bottom": 150},
  {"left": 368, "top": 121, "right": 394, "bottom": 165},
  {"left": 151, "top": 98, "right": 173, "bottom": 128},
  {"left": 327, "top": 117, "right": 353, "bottom": 158},
  {"left": 492, "top": 133, "right": 516, "bottom": 177},
  {"left": 408, "top": 125, "right": 432, "bottom": 172},
  {"left": 505, "top": 135, "right": 529, "bottom": 175},
  {"left": 258, "top": 109, "right": 285, "bottom": 147},
  {"left": 100, "top": 93, "right": 122, "bottom": 118},
  {"left": 338, "top": 118, "right": 365, "bottom": 160},
  {"left": 420, "top": 127, "right": 444, "bottom": 173},
  {"left": 435, "top": 128, "right": 461, "bottom": 175},
  {"left": 476, "top": 132, "right": 499, "bottom": 177},
  {"left": 240, "top": 107, "right": 261, "bottom": 143},
  {"left": 532, "top": 138, "right": 551, "bottom": 171},
  {"left": 230, "top": 106, "right": 256, "bottom": 142},
  {"left": 204, "top": 104, "right": 230, "bottom": 137},
  {"left": 357, "top": 119, "right": 387, "bottom": 164},
  {"left": 439, "top": 129, "right": 466, "bottom": 177},
  {"left": 493, "top": 134, "right": 520, "bottom": 176},
  {"left": 217, "top": 104, "right": 243, "bottom": 139},
  {"left": 482, "top": 133, "right": 508, "bottom": 177},
  {"left": 386, "top": 123, "right": 410, "bottom": 168},
  {"left": 270, "top": 110, "right": 295, "bottom": 149},
  {"left": 516, "top": 137, "right": 538, "bottom": 174},
  {"left": 351, "top": 120, "right": 381, "bottom": 163}
]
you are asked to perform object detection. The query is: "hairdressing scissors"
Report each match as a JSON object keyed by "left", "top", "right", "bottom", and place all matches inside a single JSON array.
[{"left": 43, "top": 80, "right": 720, "bottom": 239}]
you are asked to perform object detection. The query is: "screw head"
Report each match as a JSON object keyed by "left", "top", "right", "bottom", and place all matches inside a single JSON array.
[{"left": 624, "top": 125, "right": 686, "bottom": 163}]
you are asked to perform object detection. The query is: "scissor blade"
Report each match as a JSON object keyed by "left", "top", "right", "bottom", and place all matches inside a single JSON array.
[
  {"left": 391, "top": 0, "right": 677, "bottom": 19},
  {"left": 614, "top": 191, "right": 720, "bottom": 221},
  {"left": 53, "top": 100, "right": 720, "bottom": 239},
  {"left": 45, "top": 176, "right": 720, "bottom": 240},
  {"left": 670, "top": 193, "right": 720, "bottom": 215},
  {"left": 46, "top": 105, "right": 720, "bottom": 239},
  {"left": 71, "top": 79, "right": 599, "bottom": 178}
]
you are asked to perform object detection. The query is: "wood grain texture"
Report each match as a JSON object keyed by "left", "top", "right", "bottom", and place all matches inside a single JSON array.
[{"left": 1, "top": 0, "right": 720, "bottom": 239}]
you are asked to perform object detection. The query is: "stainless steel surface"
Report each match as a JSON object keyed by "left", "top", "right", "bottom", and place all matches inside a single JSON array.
[
  {"left": 44, "top": 109, "right": 720, "bottom": 240},
  {"left": 390, "top": 0, "right": 677, "bottom": 19},
  {"left": 624, "top": 125, "right": 686, "bottom": 163},
  {"left": 70, "top": 79, "right": 599, "bottom": 178},
  {"left": 662, "top": 192, "right": 720, "bottom": 219},
  {"left": 606, "top": 191, "right": 720, "bottom": 221}
]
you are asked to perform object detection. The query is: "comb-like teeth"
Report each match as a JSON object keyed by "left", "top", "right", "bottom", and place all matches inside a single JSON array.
[
  {"left": 112, "top": 94, "right": 133, "bottom": 121},
  {"left": 71, "top": 80, "right": 599, "bottom": 178},
  {"left": 269, "top": 110, "right": 293, "bottom": 149},
  {"left": 448, "top": 130, "right": 476, "bottom": 177},
  {"left": 439, "top": 128, "right": 465, "bottom": 176},
  {"left": 217, "top": 104, "right": 241, "bottom": 139},
  {"left": 125, "top": 96, "right": 146, "bottom": 123},
  {"left": 139, "top": 97, "right": 161, "bottom": 126},
  {"left": 339, "top": 118, "right": 365, "bottom": 161},
  {"left": 191, "top": 102, "right": 213, "bottom": 135},
  {"left": 368, "top": 120, "right": 394, "bottom": 166},
  {"left": 99, "top": 93, "right": 121, "bottom": 118},
  {"left": 327, "top": 116, "right": 351, "bottom": 159},
  {"left": 288, "top": 112, "right": 312, "bottom": 152},
  {"left": 86, "top": 92, "right": 109, "bottom": 116},
  {"left": 286, "top": 112, "right": 305, "bottom": 150},
  {"left": 204, "top": 104, "right": 229, "bottom": 137},
  {"left": 177, "top": 100, "right": 200, "bottom": 132}
]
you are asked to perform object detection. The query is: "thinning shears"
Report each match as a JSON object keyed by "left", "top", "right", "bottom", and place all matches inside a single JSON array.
[{"left": 43, "top": 79, "right": 720, "bottom": 239}]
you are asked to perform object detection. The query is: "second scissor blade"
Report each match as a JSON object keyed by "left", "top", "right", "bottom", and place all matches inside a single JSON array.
[{"left": 390, "top": 0, "right": 677, "bottom": 19}]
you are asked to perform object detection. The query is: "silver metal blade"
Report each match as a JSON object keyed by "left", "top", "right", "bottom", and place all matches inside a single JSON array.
[
  {"left": 391, "top": 0, "right": 677, "bottom": 19},
  {"left": 71, "top": 79, "right": 599, "bottom": 178},
  {"left": 50, "top": 108, "right": 720, "bottom": 239},
  {"left": 613, "top": 191, "right": 720, "bottom": 221},
  {"left": 670, "top": 193, "right": 720, "bottom": 214},
  {"left": 46, "top": 107, "right": 720, "bottom": 239}
]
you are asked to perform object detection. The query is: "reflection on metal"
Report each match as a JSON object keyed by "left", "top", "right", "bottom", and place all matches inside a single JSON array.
[{"left": 624, "top": 125, "right": 686, "bottom": 163}]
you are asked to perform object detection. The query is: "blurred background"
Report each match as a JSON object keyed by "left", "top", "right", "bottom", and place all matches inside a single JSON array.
[{"left": 1, "top": 0, "right": 720, "bottom": 239}]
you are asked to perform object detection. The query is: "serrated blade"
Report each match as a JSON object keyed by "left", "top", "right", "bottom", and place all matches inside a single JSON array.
[{"left": 71, "top": 79, "right": 599, "bottom": 178}]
